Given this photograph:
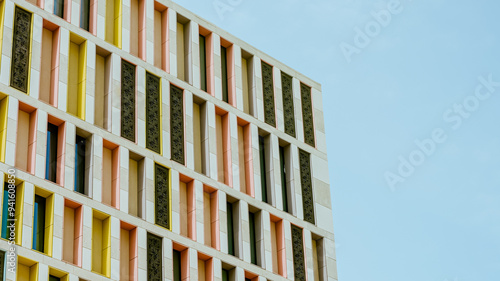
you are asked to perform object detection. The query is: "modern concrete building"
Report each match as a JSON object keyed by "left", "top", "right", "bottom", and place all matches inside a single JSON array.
[{"left": 0, "top": 0, "right": 337, "bottom": 280}]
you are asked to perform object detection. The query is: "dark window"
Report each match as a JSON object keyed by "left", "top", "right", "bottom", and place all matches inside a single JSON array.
[
  {"left": 173, "top": 249, "right": 181, "bottom": 281},
  {"left": 299, "top": 149, "right": 315, "bottom": 224},
  {"left": 222, "top": 269, "right": 229, "bottom": 281},
  {"left": 46, "top": 123, "right": 59, "bottom": 183},
  {"left": 0, "top": 250, "right": 5, "bottom": 281},
  {"left": 170, "top": 85, "right": 185, "bottom": 164},
  {"left": 10, "top": 7, "right": 32, "bottom": 93},
  {"left": 121, "top": 60, "right": 136, "bottom": 142},
  {"left": 75, "top": 135, "right": 86, "bottom": 194},
  {"left": 227, "top": 202, "right": 234, "bottom": 256},
  {"left": 54, "top": 0, "right": 64, "bottom": 18},
  {"left": 147, "top": 233, "right": 162, "bottom": 281},
  {"left": 145, "top": 72, "right": 161, "bottom": 153},
  {"left": 301, "top": 83, "right": 315, "bottom": 146},
  {"left": 279, "top": 146, "right": 288, "bottom": 213},
  {"left": 259, "top": 136, "right": 268, "bottom": 203},
  {"left": 221, "top": 46, "right": 229, "bottom": 103},
  {"left": 261, "top": 61, "right": 276, "bottom": 126},
  {"left": 199, "top": 35, "right": 207, "bottom": 92},
  {"left": 155, "top": 164, "right": 170, "bottom": 229},
  {"left": 33, "top": 195, "right": 46, "bottom": 252},
  {"left": 249, "top": 212, "right": 257, "bottom": 265},
  {"left": 1, "top": 183, "right": 15, "bottom": 240},
  {"left": 291, "top": 225, "right": 306, "bottom": 280},
  {"left": 80, "top": 0, "right": 90, "bottom": 31},
  {"left": 49, "top": 276, "right": 60, "bottom": 281}
]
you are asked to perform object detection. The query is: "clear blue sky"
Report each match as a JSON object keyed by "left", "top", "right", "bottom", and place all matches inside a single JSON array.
[{"left": 174, "top": 1, "right": 500, "bottom": 280}]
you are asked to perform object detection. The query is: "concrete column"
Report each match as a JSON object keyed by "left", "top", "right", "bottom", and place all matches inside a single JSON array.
[
  {"left": 96, "top": 0, "right": 106, "bottom": 40},
  {"left": 239, "top": 201, "right": 251, "bottom": 263},
  {"left": 110, "top": 216, "right": 120, "bottom": 280},
  {"left": 85, "top": 41, "right": 97, "bottom": 125},
  {"left": 171, "top": 169, "right": 180, "bottom": 234},
  {"left": 312, "top": 154, "right": 334, "bottom": 232},
  {"left": 137, "top": 66, "right": 146, "bottom": 148},
  {"left": 21, "top": 182, "right": 34, "bottom": 249},
  {"left": 160, "top": 77, "right": 170, "bottom": 159},
  {"left": 119, "top": 146, "right": 130, "bottom": 213},
  {"left": 253, "top": 56, "right": 264, "bottom": 122},
  {"left": 29, "top": 14, "right": 42, "bottom": 99},
  {"left": 70, "top": 0, "right": 80, "bottom": 26},
  {"left": 4, "top": 96, "right": 18, "bottom": 167},
  {"left": 0, "top": 0, "right": 13, "bottom": 86},
  {"left": 137, "top": 227, "right": 147, "bottom": 280},
  {"left": 233, "top": 267, "right": 245, "bottom": 281},
  {"left": 194, "top": 180, "right": 204, "bottom": 245},
  {"left": 291, "top": 145, "right": 303, "bottom": 220},
  {"left": 274, "top": 66, "right": 285, "bottom": 132},
  {"left": 212, "top": 34, "right": 222, "bottom": 100},
  {"left": 52, "top": 193, "right": 65, "bottom": 260},
  {"left": 218, "top": 190, "right": 227, "bottom": 254},
  {"left": 283, "top": 220, "right": 294, "bottom": 280},
  {"left": 122, "top": 0, "right": 131, "bottom": 53},
  {"left": 81, "top": 205, "right": 93, "bottom": 271},
  {"left": 38, "top": 263, "right": 48, "bottom": 281},
  {"left": 292, "top": 77, "right": 304, "bottom": 144},
  {"left": 34, "top": 110, "right": 48, "bottom": 179},
  {"left": 191, "top": 21, "right": 200, "bottom": 89},
  {"left": 304, "top": 229, "right": 315, "bottom": 281},
  {"left": 250, "top": 123, "right": 261, "bottom": 201},
  {"left": 207, "top": 102, "right": 218, "bottom": 181},
  {"left": 233, "top": 45, "right": 244, "bottom": 111},
  {"left": 188, "top": 248, "right": 198, "bottom": 280},
  {"left": 270, "top": 134, "right": 282, "bottom": 210},
  {"left": 63, "top": 122, "right": 76, "bottom": 190},
  {"left": 185, "top": 90, "right": 194, "bottom": 170},
  {"left": 213, "top": 257, "right": 222, "bottom": 281},
  {"left": 229, "top": 112, "right": 240, "bottom": 191},
  {"left": 168, "top": 9, "right": 177, "bottom": 77},
  {"left": 43, "top": 0, "right": 54, "bottom": 14},
  {"left": 110, "top": 53, "right": 122, "bottom": 136},
  {"left": 324, "top": 238, "right": 339, "bottom": 281},
  {"left": 144, "top": 157, "right": 155, "bottom": 224},
  {"left": 90, "top": 134, "right": 103, "bottom": 202},
  {"left": 57, "top": 28, "right": 70, "bottom": 112},
  {"left": 163, "top": 237, "right": 174, "bottom": 280},
  {"left": 261, "top": 210, "right": 273, "bottom": 271},
  {"left": 144, "top": 0, "right": 155, "bottom": 64}
]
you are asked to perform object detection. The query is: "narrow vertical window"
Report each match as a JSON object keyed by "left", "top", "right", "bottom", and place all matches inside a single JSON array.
[
  {"left": 271, "top": 216, "right": 286, "bottom": 276},
  {"left": 153, "top": 3, "right": 168, "bottom": 71},
  {"left": 176, "top": 18, "right": 189, "bottom": 82},
  {"left": 15, "top": 106, "right": 36, "bottom": 174},
  {"left": 95, "top": 48, "right": 111, "bottom": 129},
  {"left": 261, "top": 61, "right": 275, "bottom": 127},
  {"left": 279, "top": 145, "right": 288, "bottom": 213},
  {"left": 222, "top": 269, "right": 229, "bottom": 281},
  {"left": 299, "top": 149, "right": 315, "bottom": 224},
  {"left": 67, "top": 35, "right": 87, "bottom": 120},
  {"left": 199, "top": 35, "right": 207, "bottom": 92},
  {"left": 54, "top": 0, "right": 65, "bottom": 18},
  {"left": 1, "top": 183, "right": 15, "bottom": 240},
  {"left": 17, "top": 258, "right": 38, "bottom": 280},
  {"left": 121, "top": 60, "right": 136, "bottom": 142},
  {"left": 173, "top": 249, "right": 181, "bottom": 281},
  {"left": 221, "top": 46, "right": 229, "bottom": 103},
  {"left": 237, "top": 122, "right": 251, "bottom": 195},
  {"left": 281, "top": 72, "right": 295, "bottom": 137},
  {"left": 92, "top": 211, "right": 111, "bottom": 277},
  {"left": 128, "top": 154, "right": 144, "bottom": 218},
  {"left": 241, "top": 51, "right": 253, "bottom": 115},
  {"left": 249, "top": 212, "right": 257, "bottom": 265},
  {"left": 80, "top": 0, "right": 90, "bottom": 31},
  {"left": 0, "top": 250, "right": 4, "bottom": 281},
  {"left": 120, "top": 223, "right": 137, "bottom": 281},
  {"left": 63, "top": 200, "right": 83, "bottom": 266},
  {"left": 105, "top": 0, "right": 122, "bottom": 47},
  {"left": 155, "top": 163, "right": 170, "bottom": 229},
  {"left": 145, "top": 72, "right": 161, "bottom": 154},
  {"left": 312, "top": 236, "right": 326, "bottom": 281},
  {"left": 215, "top": 110, "right": 230, "bottom": 185},
  {"left": 0, "top": 96, "right": 8, "bottom": 163},
  {"left": 75, "top": 135, "right": 86, "bottom": 194},
  {"left": 203, "top": 186, "right": 218, "bottom": 249},
  {"left": 301, "top": 83, "right": 315, "bottom": 146},
  {"left": 291, "top": 225, "right": 306, "bottom": 280},
  {"left": 40, "top": 24, "right": 59, "bottom": 106},
  {"left": 46, "top": 123, "right": 59, "bottom": 183},
  {"left": 129, "top": 0, "right": 144, "bottom": 58},
  {"left": 179, "top": 177, "right": 195, "bottom": 239},
  {"left": 10, "top": 7, "right": 32, "bottom": 93},
  {"left": 147, "top": 233, "right": 162, "bottom": 280},
  {"left": 226, "top": 202, "right": 234, "bottom": 256},
  {"left": 49, "top": 276, "right": 60, "bottom": 281},
  {"left": 32, "top": 195, "right": 46, "bottom": 253},
  {"left": 259, "top": 136, "right": 268, "bottom": 203},
  {"left": 170, "top": 85, "right": 185, "bottom": 164},
  {"left": 193, "top": 101, "right": 207, "bottom": 175},
  {"left": 102, "top": 142, "right": 119, "bottom": 208}
]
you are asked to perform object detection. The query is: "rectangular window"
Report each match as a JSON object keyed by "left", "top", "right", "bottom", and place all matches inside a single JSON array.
[
  {"left": 203, "top": 186, "right": 218, "bottom": 249},
  {"left": 120, "top": 223, "right": 137, "bottom": 281},
  {"left": 40, "top": 23, "right": 59, "bottom": 107},
  {"left": 261, "top": 61, "right": 276, "bottom": 127},
  {"left": 271, "top": 216, "right": 285, "bottom": 276},
  {"left": 74, "top": 134, "right": 87, "bottom": 194},
  {"left": 222, "top": 269, "right": 229, "bottom": 281},
  {"left": 147, "top": 233, "right": 162, "bottom": 280},
  {"left": 145, "top": 72, "right": 161, "bottom": 154},
  {"left": 170, "top": 84, "right": 185, "bottom": 164},
  {"left": 102, "top": 141, "right": 119, "bottom": 208},
  {"left": 173, "top": 249, "right": 181, "bottom": 281},
  {"left": 11, "top": 7, "right": 32, "bottom": 93},
  {"left": 49, "top": 275, "right": 60, "bottom": 281},
  {"left": 1, "top": 182, "right": 23, "bottom": 245},
  {"left": 299, "top": 149, "right": 315, "bottom": 224},
  {"left": 63, "top": 200, "right": 82, "bottom": 266},
  {"left": 129, "top": 0, "right": 144, "bottom": 58},
  {"left": 105, "top": 0, "right": 122, "bottom": 47},
  {"left": 221, "top": 46, "right": 228, "bottom": 103},
  {"left": 291, "top": 225, "right": 306, "bottom": 280},
  {"left": 216, "top": 110, "right": 230, "bottom": 185},
  {"left": 67, "top": 34, "right": 87, "bottom": 120},
  {"left": 312, "top": 236, "right": 326, "bottom": 281},
  {"left": 258, "top": 135, "right": 268, "bottom": 203},
  {"left": 249, "top": 212, "right": 257, "bottom": 265},
  {"left": 155, "top": 163, "right": 170, "bottom": 229},
  {"left": 241, "top": 50, "right": 253, "bottom": 115},
  {"left": 0, "top": 250, "right": 4, "bottom": 281},
  {"left": 179, "top": 176, "right": 195, "bottom": 239},
  {"left": 15, "top": 105, "right": 36, "bottom": 174},
  {"left": 32, "top": 188, "right": 54, "bottom": 255},
  {"left": 46, "top": 122, "right": 60, "bottom": 183},
  {"left": 237, "top": 120, "right": 252, "bottom": 196},
  {"left": 95, "top": 48, "right": 111, "bottom": 129},
  {"left": 301, "top": 83, "right": 315, "bottom": 146},
  {"left": 226, "top": 201, "right": 235, "bottom": 256},
  {"left": 176, "top": 17, "right": 190, "bottom": 82},
  {"left": 121, "top": 60, "right": 136, "bottom": 142},
  {"left": 279, "top": 145, "right": 288, "bottom": 213},
  {"left": 17, "top": 257, "right": 38, "bottom": 281},
  {"left": 92, "top": 210, "right": 111, "bottom": 277},
  {"left": 281, "top": 72, "right": 295, "bottom": 137},
  {"left": 80, "top": 0, "right": 91, "bottom": 31},
  {"left": 153, "top": 2, "right": 167, "bottom": 71},
  {"left": 54, "top": 0, "right": 65, "bottom": 18},
  {"left": 199, "top": 35, "right": 207, "bottom": 91},
  {"left": 193, "top": 100, "right": 207, "bottom": 175},
  {"left": 128, "top": 154, "right": 144, "bottom": 218}
]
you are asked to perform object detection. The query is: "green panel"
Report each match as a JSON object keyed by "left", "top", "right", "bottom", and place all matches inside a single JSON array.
[
  {"left": 173, "top": 250, "right": 181, "bottom": 281},
  {"left": 281, "top": 72, "right": 296, "bottom": 137},
  {"left": 301, "top": 83, "right": 315, "bottom": 146},
  {"left": 49, "top": 276, "right": 60, "bottom": 281},
  {"left": 121, "top": 60, "right": 136, "bottom": 142},
  {"left": 259, "top": 136, "right": 268, "bottom": 203},
  {"left": 227, "top": 202, "right": 234, "bottom": 256},
  {"left": 299, "top": 149, "right": 315, "bottom": 224},
  {"left": 200, "top": 35, "right": 207, "bottom": 92},
  {"left": 279, "top": 146, "right": 288, "bottom": 213},
  {"left": 154, "top": 164, "right": 170, "bottom": 229},
  {"left": 249, "top": 212, "right": 257, "bottom": 265},
  {"left": 261, "top": 61, "right": 276, "bottom": 126},
  {"left": 291, "top": 225, "right": 306, "bottom": 280},
  {"left": 147, "top": 233, "right": 162, "bottom": 281},
  {"left": 145, "top": 72, "right": 161, "bottom": 153},
  {"left": 10, "top": 7, "right": 32, "bottom": 93},
  {"left": 170, "top": 85, "right": 185, "bottom": 164},
  {"left": 222, "top": 269, "right": 229, "bottom": 281},
  {"left": 221, "top": 46, "right": 229, "bottom": 103}
]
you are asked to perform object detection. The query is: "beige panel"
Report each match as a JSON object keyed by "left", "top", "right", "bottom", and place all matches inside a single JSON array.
[
  {"left": 237, "top": 125, "right": 246, "bottom": 193},
  {"left": 270, "top": 221, "right": 278, "bottom": 274},
  {"left": 130, "top": 0, "right": 139, "bottom": 57},
  {"left": 15, "top": 110, "right": 30, "bottom": 171},
  {"left": 105, "top": 0, "right": 115, "bottom": 44},
  {"left": 40, "top": 28, "right": 53, "bottom": 104},
  {"left": 203, "top": 191, "right": 211, "bottom": 247},
  {"left": 120, "top": 228, "right": 130, "bottom": 281},
  {"left": 67, "top": 41, "right": 80, "bottom": 116},
  {"left": 63, "top": 206, "right": 75, "bottom": 263},
  {"left": 241, "top": 57, "right": 249, "bottom": 114},
  {"left": 193, "top": 103, "right": 202, "bottom": 173},
  {"left": 95, "top": 54, "right": 105, "bottom": 128},
  {"left": 154, "top": 10, "right": 162, "bottom": 69},
  {"left": 102, "top": 147, "right": 113, "bottom": 206},
  {"left": 198, "top": 259, "right": 206, "bottom": 281},
  {"left": 179, "top": 181, "right": 188, "bottom": 237},
  {"left": 176, "top": 22, "right": 185, "bottom": 81},
  {"left": 312, "top": 239, "right": 320, "bottom": 281},
  {"left": 129, "top": 159, "right": 138, "bottom": 216},
  {"left": 215, "top": 114, "right": 224, "bottom": 182}
]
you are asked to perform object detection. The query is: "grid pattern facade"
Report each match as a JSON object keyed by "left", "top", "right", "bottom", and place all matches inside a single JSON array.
[{"left": 0, "top": 0, "right": 337, "bottom": 280}]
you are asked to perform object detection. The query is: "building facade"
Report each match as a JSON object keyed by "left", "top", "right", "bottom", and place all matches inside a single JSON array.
[{"left": 0, "top": 0, "right": 337, "bottom": 280}]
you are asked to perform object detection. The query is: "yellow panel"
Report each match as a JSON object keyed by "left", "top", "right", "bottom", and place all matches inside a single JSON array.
[
  {"left": 15, "top": 182, "right": 24, "bottom": 245},
  {"left": 44, "top": 193, "right": 54, "bottom": 256},
  {"left": 0, "top": 96, "right": 7, "bottom": 162},
  {"left": 176, "top": 22, "right": 184, "bottom": 81},
  {"left": 92, "top": 216, "right": 103, "bottom": 273},
  {"left": 114, "top": 0, "right": 122, "bottom": 48},
  {"left": 17, "top": 263, "right": 30, "bottom": 280},
  {"left": 0, "top": 1, "right": 5, "bottom": 67},
  {"left": 102, "top": 216, "right": 111, "bottom": 277},
  {"left": 30, "top": 263, "right": 38, "bottom": 281},
  {"left": 193, "top": 103, "right": 202, "bottom": 173},
  {"left": 68, "top": 41, "right": 79, "bottom": 116},
  {"left": 105, "top": 0, "right": 115, "bottom": 44},
  {"left": 241, "top": 58, "right": 250, "bottom": 114},
  {"left": 198, "top": 259, "right": 206, "bottom": 280},
  {"left": 77, "top": 41, "right": 87, "bottom": 120}
]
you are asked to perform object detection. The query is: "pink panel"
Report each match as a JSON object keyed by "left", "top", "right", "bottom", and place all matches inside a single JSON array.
[
  {"left": 210, "top": 191, "right": 220, "bottom": 250},
  {"left": 64, "top": 0, "right": 71, "bottom": 22},
  {"left": 138, "top": 0, "right": 146, "bottom": 60},
  {"left": 50, "top": 28, "right": 61, "bottom": 107},
  {"left": 187, "top": 181, "right": 196, "bottom": 240},
  {"left": 243, "top": 124, "right": 254, "bottom": 197},
  {"left": 181, "top": 249, "right": 189, "bottom": 281},
  {"left": 27, "top": 110, "right": 38, "bottom": 174},
  {"left": 206, "top": 34, "right": 214, "bottom": 96},
  {"left": 74, "top": 205, "right": 83, "bottom": 267},
  {"left": 276, "top": 220, "right": 286, "bottom": 277},
  {"left": 206, "top": 259, "right": 213, "bottom": 281},
  {"left": 111, "top": 147, "right": 120, "bottom": 209},
  {"left": 89, "top": 0, "right": 97, "bottom": 35},
  {"left": 39, "top": 0, "right": 44, "bottom": 9},
  {"left": 56, "top": 122, "right": 66, "bottom": 185},
  {"left": 221, "top": 114, "right": 232, "bottom": 187},
  {"left": 227, "top": 45, "right": 236, "bottom": 107},
  {"left": 130, "top": 228, "right": 138, "bottom": 281},
  {"left": 162, "top": 9, "right": 169, "bottom": 72}
]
